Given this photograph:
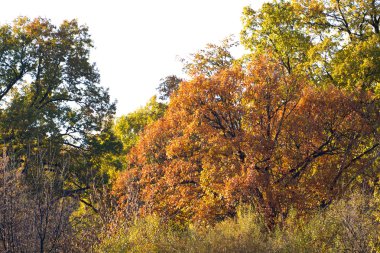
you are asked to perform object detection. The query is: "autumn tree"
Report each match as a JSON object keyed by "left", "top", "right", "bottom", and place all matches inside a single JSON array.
[
  {"left": 114, "top": 54, "right": 379, "bottom": 228},
  {"left": 181, "top": 36, "right": 239, "bottom": 77}
]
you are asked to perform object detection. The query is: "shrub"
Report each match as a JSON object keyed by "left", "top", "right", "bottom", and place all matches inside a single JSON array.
[{"left": 96, "top": 192, "right": 380, "bottom": 252}]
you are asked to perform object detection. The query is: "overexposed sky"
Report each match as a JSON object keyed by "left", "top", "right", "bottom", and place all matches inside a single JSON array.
[{"left": 0, "top": 0, "right": 265, "bottom": 116}]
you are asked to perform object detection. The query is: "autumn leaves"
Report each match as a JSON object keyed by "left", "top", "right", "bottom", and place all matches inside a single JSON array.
[{"left": 114, "top": 52, "right": 379, "bottom": 227}]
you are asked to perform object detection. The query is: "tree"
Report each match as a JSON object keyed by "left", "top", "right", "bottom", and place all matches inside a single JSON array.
[
  {"left": 157, "top": 75, "right": 183, "bottom": 101},
  {"left": 0, "top": 147, "right": 76, "bottom": 252},
  {"left": 0, "top": 17, "right": 120, "bottom": 251},
  {"left": 0, "top": 17, "right": 119, "bottom": 190},
  {"left": 114, "top": 96, "right": 167, "bottom": 154},
  {"left": 114, "top": 54, "right": 379, "bottom": 228},
  {"left": 240, "top": 1, "right": 311, "bottom": 74},
  {"left": 241, "top": 0, "right": 380, "bottom": 91},
  {"left": 181, "top": 36, "right": 239, "bottom": 77}
]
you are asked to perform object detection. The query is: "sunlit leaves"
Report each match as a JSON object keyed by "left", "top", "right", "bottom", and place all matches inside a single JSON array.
[
  {"left": 114, "top": 96, "right": 166, "bottom": 153},
  {"left": 241, "top": 0, "right": 380, "bottom": 90},
  {"left": 114, "top": 54, "right": 379, "bottom": 227}
]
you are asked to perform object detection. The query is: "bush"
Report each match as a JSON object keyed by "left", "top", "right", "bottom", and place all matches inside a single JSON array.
[
  {"left": 96, "top": 192, "right": 380, "bottom": 253},
  {"left": 270, "top": 192, "right": 380, "bottom": 253}
]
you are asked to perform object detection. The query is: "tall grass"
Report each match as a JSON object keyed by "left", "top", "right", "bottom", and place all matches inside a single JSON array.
[{"left": 96, "top": 192, "right": 380, "bottom": 253}]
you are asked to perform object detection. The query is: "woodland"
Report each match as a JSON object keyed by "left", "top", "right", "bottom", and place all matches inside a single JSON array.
[{"left": 0, "top": 0, "right": 379, "bottom": 252}]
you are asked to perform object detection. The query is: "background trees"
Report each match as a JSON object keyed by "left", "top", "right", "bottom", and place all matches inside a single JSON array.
[
  {"left": 0, "top": 17, "right": 120, "bottom": 251},
  {"left": 241, "top": 0, "right": 380, "bottom": 91},
  {"left": 0, "top": 1, "right": 379, "bottom": 251},
  {"left": 114, "top": 96, "right": 167, "bottom": 154},
  {"left": 0, "top": 147, "right": 77, "bottom": 252},
  {"left": 0, "top": 17, "right": 115, "bottom": 142},
  {"left": 0, "top": 17, "right": 120, "bottom": 189}
]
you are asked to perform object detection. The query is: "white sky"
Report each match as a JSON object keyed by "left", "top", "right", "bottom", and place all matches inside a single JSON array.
[{"left": 0, "top": 0, "right": 266, "bottom": 116}]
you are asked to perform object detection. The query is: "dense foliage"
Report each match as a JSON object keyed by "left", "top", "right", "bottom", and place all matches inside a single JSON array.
[
  {"left": 1, "top": 0, "right": 380, "bottom": 252},
  {"left": 114, "top": 54, "right": 379, "bottom": 228},
  {"left": 111, "top": 0, "right": 380, "bottom": 250},
  {"left": 0, "top": 17, "right": 120, "bottom": 252}
]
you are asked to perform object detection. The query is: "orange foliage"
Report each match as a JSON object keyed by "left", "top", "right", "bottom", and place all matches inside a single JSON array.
[{"left": 113, "top": 55, "right": 379, "bottom": 227}]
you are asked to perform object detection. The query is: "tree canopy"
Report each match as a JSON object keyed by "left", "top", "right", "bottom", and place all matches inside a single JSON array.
[
  {"left": 1, "top": 1, "right": 380, "bottom": 252},
  {"left": 114, "top": 54, "right": 379, "bottom": 227},
  {"left": 241, "top": 0, "right": 380, "bottom": 91},
  {"left": 0, "top": 17, "right": 119, "bottom": 183}
]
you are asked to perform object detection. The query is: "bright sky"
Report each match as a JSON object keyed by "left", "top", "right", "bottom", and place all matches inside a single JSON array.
[{"left": 1, "top": 0, "right": 266, "bottom": 116}]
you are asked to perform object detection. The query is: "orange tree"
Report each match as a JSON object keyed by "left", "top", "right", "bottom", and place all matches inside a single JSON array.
[{"left": 114, "top": 54, "right": 379, "bottom": 228}]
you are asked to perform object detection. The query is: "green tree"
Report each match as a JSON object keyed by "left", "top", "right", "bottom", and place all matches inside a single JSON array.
[
  {"left": 241, "top": 0, "right": 380, "bottom": 91},
  {"left": 0, "top": 17, "right": 118, "bottom": 183},
  {"left": 114, "top": 96, "right": 167, "bottom": 154},
  {"left": 0, "top": 18, "right": 121, "bottom": 251},
  {"left": 241, "top": 1, "right": 311, "bottom": 74}
]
